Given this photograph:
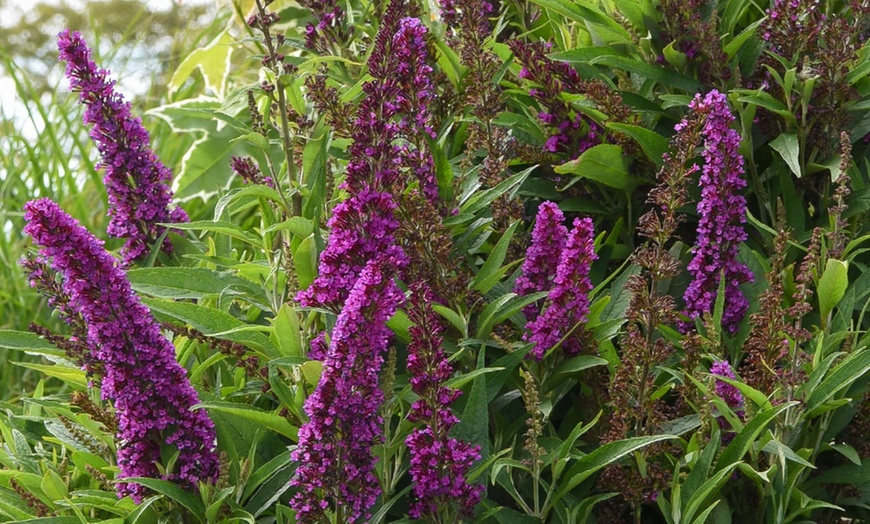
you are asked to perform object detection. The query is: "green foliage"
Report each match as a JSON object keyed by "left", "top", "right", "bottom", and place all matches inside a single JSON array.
[{"left": 1, "top": 0, "right": 870, "bottom": 522}]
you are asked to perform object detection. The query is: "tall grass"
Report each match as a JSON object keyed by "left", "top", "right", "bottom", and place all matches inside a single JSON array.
[{"left": 0, "top": 11, "right": 219, "bottom": 398}]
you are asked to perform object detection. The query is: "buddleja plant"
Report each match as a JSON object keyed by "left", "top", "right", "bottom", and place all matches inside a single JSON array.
[{"left": 0, "top": 0, "right": 869, "bottom": 523}]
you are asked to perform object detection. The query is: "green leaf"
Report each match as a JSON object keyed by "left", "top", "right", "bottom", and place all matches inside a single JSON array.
[
  {"left": 709, "top": 376, "right": 772, "bottom": 410},
  {"left": 589, "top": 55, "right": 701, "bottom": 91},
  {"left": 214, "top": 185, "right": 284, "bottom": 219},
  {"left": 761, "top": 440, "right": 815, "bottom": 469},
  {"left": 473, "top": 221, "right": 520, "bottom": 293},
  {"left": 552, "top": 355, "right": 608, "bottom": 376},
  {"left": 166, "top": 220, "right": 261, "bottom": 246},
  {"left": 554, "top": 144, "right": 633, "bottom": 191},
  {"left": 455, "top": 350, "right": 490, "bottom": 469},
  {"left": 769, "top": 133, "right": 802, "bottom": 178},
  {"left": 293, "top": 235, "right": 318, "bottom": 290},
  {"left": 142, "top": 297, "right": 275, "bottom": 356},
  {"left": 723, "top": 19, "right": 763, "bottom": 58},
  {"left": 684, "top": 464, "right": 739, "bottom": 522},
  {"left": 553, "top": 434, "right": 677, "bottom": 504},
  {"left": 605, "top": 123, "right": 669, "bottom": 166},
  {"left": 302, "top": 130, "right": 329, "bottom": 221},
  {"left": 461, "top": 167, "right": 533, "bottom": 215},
  {"left": 715, "top": 402, "right": 795, "bottom": 472},
  {"left": 127, "top": 267, "right": 267, "bottom": 303},
  {"left": 124, "top": 478, "right": 205, "bottom": 521},
  {"left": 13, "top": 362, "right": 87, "bottom": 388},
  {"left": 169, "top": 31, "right": 234, "bottom": 99},
  {"left": 806, "top": 349, "right": 870, "bottom": 413},
  {"left": 0, "top": 330, "right": 63, "bottom": 356},
  {"left": 662, "top": 41, "right": 687, "bottom": 69},
  {"left": 550, "top": 46, "right": 621, "bottom": 64},
  {"left": 271, "top": 304, "right": 302, "bottom": 358},
  {"left": 196, "top": 402, "right": 297, "bottom": 440},
  {"left": 525, "top": 0, "right": 631, "bottom": 41},
  {"left": 817, "top": 259, "right": 848, "bottom": 322}
]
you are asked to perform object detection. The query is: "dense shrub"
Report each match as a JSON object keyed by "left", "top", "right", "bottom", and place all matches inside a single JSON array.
[{"left": 1, "top": 0, "right": 869, "bottom": 522}]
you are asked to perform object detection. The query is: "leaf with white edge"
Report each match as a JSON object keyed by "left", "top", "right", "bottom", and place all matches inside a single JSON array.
[
  {"left": 0, "top": 330, "right": 63, "bottom": 356},
  {"left": 169, "top": 31, "right": 234, "bottom": 99}
]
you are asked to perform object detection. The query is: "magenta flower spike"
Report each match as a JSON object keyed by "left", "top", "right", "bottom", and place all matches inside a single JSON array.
[
  {"left": 514, "top": 201, "right": 569, "bottom": 320},
  {"left": 57, "top": 29, "right": 188, "bottom": 265},
  {"left": 710, "top": 360, "right": 744, "bottom": 409},
  {"left": 290, "top": 256, "right": 405, "bottom": 523},
  {"left": 23, "top": 198, "right": 218, "bottom": 502},
  {"left": 295, "top": 188, "right": 406, "bottom": 312},
  {"left": 405, "top": 283, "right": 483, "bottom": 520},
  {"left": 682, "top": 90, "right": 753, "bottom": 333},
  {"left": 297, "top": 16, "right": 433, "bottom": 314},
  {"left": 525, "top": 217, "right": 597, "bottom": 360}
]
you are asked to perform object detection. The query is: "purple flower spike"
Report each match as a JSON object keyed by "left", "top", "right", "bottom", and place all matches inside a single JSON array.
[
  {"left": 393, "top": 18, "right": 438, "bottom": 202},
  {"left": 514, "top": 201, "right": 569, "bottom": 320},
  {"left": 290, "top": 256, "right": 405, "bottom": 523},
  {"left": 23, "top": 198, "right": 218, "bottom": 502},
  {"left": 57, "top": 29, "right": 187, "bottom": 266},
  {"left": 710, "top": 360, "right": 744, "bottom": 409},
  {"left": 683, "top": 90, "right": 753, "bottom": 333},
  {"left": 298, "top": 16, "right": 433, "bottom": 315},
  {"left": 296, "top": 189, "right": 407, "bottom": 312},
  {"left": 525, "top": 217, "right": 597, "bottom": 360},
  {"left": 405, "top": 283, "right": 483, "bottom": 520}
]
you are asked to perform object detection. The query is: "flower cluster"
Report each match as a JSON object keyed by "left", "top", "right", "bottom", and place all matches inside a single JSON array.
[
  {"left": 510, "top": 41, "right": 600, "bottom": 157},
  {"left": 760, "top": 0, "right": 824, "bottom": 58},
  {"left": 290, "top": 256, "right": 405, "bottom": 523},
  {"left": 683, "top": 90, "right": 753, "bottom": 333},
  {"left": 514, "top": 201, "right": 568, "bottom": 320},
  {"left": 299, "top": 0, "right": 345, "bottom": 51},
  {"left": 405, "top": 283, "right": 483, "bottom": 521},
  {"left": 57, "top": 30, "right": 188, "bottom": 266},
  {"left": 393, "top": 18, "right": 439, "bottom": 203},
  {"left": 230, "top": 156, "right": 274, "bottom": 188},
  {"left": 439, "top": 0, "right": 493, "bottom": 34},
  {"left": 657, "top": 0, "right": 733, "bottom": 87},
  {"left": 348, "top": 15, "right": 437, "bottom": 200},
  {"left": 710, "top": 360, "right": 744, "bottom": 409},
  {"left": 296, "top": 189, "right": 406, "bottom": 312},
  {"left": 525, "top": 217, "right": 597, "bottom": 359},
  {"left": 22, "top": 198, "right": 218, "bottom": 502},
  {"left": 298, "top": 14, "right": 435, "bottom": 312},
  {"left": 441, "top": 0, "right": 527, "bottom": 240}
]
